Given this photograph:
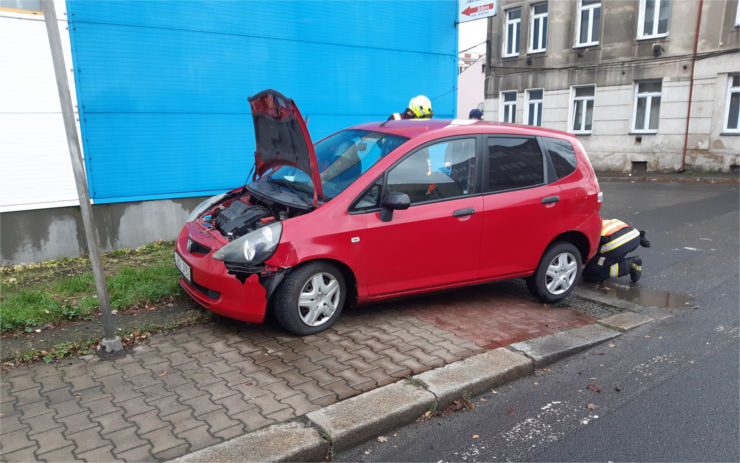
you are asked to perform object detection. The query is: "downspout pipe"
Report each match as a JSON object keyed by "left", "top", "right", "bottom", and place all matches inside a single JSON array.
[{"left": 680, "top": 0, "right": 703, "bottom": 173}]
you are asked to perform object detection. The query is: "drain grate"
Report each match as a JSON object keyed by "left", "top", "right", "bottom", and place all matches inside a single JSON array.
[{"left": 556, "top": 295, "right": 625, "bottom": 319}]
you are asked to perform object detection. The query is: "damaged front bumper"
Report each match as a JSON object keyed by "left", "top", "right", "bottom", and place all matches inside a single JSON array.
[{"left": 175, "top": 225, "right": 285, "bottom": 324}]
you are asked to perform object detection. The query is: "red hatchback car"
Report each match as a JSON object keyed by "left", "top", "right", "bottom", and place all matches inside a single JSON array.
[{"left": 175, "top": 90, "right": 603, "bottom": 335}]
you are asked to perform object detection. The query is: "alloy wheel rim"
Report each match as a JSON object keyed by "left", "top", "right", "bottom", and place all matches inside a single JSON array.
[
  {"left": 298, "top": 272, "right": 340, "bottom": 327},
  {"left": 545, "top": 252, "right": 578, "bottom": 295}
]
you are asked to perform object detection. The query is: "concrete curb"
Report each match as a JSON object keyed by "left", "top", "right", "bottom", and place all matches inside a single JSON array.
[
  {"left": 508, "top": 324, "right": 620, "bottom": 367},
  {"left": 167, "top": 315, "right": 665, "bottom": 462}
]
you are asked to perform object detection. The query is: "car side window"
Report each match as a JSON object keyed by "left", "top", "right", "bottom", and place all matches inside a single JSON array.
[
  {"left": 485, "top": 136, "right": 543, "bottom": 193},
  {"left": 353, "top": 179, "right": 383, "bottom": 211},
  {"left": 386, "top": 138, "right": 476, "bottom": 205},
  {"left": 541, "top": 137, "right": 577, "bottom": 180}
]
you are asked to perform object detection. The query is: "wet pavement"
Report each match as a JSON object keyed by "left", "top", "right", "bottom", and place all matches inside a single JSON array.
[{"left": 1, "top": 281, "right": 611, "bottom": 462}]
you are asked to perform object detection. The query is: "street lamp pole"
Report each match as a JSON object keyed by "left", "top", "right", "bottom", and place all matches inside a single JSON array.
[{"left": 40, "top": 0, "right": 122, "bottom": 352}]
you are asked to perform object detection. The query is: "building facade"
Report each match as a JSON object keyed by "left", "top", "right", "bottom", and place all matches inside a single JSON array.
[{"left": 483, "top": 0, "right": 740, "bottom": 172}]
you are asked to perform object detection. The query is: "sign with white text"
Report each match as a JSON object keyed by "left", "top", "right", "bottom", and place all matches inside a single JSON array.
[{"left": 458, "top": 0, "right": 497, "bottom": 23}]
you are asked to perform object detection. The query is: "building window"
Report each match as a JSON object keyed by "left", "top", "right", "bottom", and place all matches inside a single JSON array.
[
  {"left": 638, "top": 0, "right": 670, "bottom": 39},
  {"left": 500, "top": 91, "right": 517, "bottom": 123},
  {"left": 0, "top": 0, "right": 41, "bottom": 12},
  {"left": 529, "top": 3, "right": 548, "bottom": 53},
  {"left": 571, "top": 85, "right": 595, "bottom": 134},
  {"left": 725, "top": 75, "right": 740, "bottom": 133},
  {"left": 503, "top": 8, "right": 521, "bottom": 57},
  {"left": 736, "top": 1, "right": 740, "bottom": 27},
  {"left": 575, "top": 0, "right": 601, "bottom": 47},
  {"left": 526, "top": 89, "right": 543, "bottom": 126},
  {"left": 633, "top": 81, "right": 662, "bottom": 133}
]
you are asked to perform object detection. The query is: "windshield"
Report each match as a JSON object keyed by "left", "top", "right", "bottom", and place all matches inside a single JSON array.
[{"left": 262, "top": 129, "right": 408, "bottom": 201}]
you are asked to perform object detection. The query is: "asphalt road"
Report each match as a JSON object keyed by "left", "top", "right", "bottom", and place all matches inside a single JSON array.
[{"left": 337, "top": 180, "right": 740, "bottom": 462}]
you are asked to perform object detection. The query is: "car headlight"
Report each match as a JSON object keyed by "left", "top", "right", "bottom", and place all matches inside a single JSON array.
[
  {"left": 186, "top": 193, "right": 227, "bottom": 223},
  {"left": 212, "top": 222, "right": 282, "bottom": 265}
]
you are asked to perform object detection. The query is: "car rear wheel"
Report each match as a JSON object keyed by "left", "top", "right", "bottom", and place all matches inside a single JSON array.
[
  {"left": 274, "top": 262, "right": 346, "bottom": 335},
  {"left": 526, "top": 241, "right": 582, "bottom": 303}
]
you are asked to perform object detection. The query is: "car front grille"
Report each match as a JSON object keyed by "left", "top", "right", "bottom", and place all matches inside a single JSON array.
[{"left": 191, "top": 279, "right": 221, "bottom": 300}]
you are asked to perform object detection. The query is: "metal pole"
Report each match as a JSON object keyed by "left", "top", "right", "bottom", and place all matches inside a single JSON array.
[{"left": 41, "top": 0, "right": 121, "bottom": 352}]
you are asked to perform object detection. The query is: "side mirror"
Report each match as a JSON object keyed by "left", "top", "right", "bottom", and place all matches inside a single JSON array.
[{"left": 379, "top": 191, "right": 410, "bottom": 222}]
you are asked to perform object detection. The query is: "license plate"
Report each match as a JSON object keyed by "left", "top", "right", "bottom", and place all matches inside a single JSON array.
[{"left": 174, "top": 252, "right": 191, "bottom": 283}]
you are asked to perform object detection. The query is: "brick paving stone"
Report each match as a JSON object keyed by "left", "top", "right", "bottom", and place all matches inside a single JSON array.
[
  {"left": 231, "top": 382, "right": 269, "bottom": 401},
  {"left": 85, "top": 396, "right": 122, "bottom": 420},
  {"left": 218, "top": 370, "right": 252, "bottom": 387},
  {"left": 125, "top": 372, "right": 162, "bottom": 391},
  {"left": 1, "top": 445, "right": 37, "bottom": 462},
  {"left": 114, "top": 443, "right": 152, "bottom": 461},
  {"left": 163, "top": 409, "right": 202, "bottom": 435},
  {"left": 301, "top": 348, "right": 332, "bottom": 363},
  {"left": 76, "top": 444, "right": 122, "bottom": 462},
  {"left": 13, "top": 386, "right": 44, "bottom": 406},
  {"left": 231, "top": 341, "right": 262, "bottom": 355},
  {"left": 355, "top": 348, "right": 385, "bottom": 363},
  {"left": 346, "top": 357, "right": 379, "bottom": 373},
  {"left": 1, "top": 428, "right": 37, "bottom": 453},
  {"left": 171, "top": 382, "right": 208, "bottom": 402},
  {"left": 181, "top": 341, "right": 209, "bottom": 355},
  {"left": 163, "top": 351, "right": 196, "bottom": 367},
  {"left": 265, "top": 407, "right": 295, "bottom": 423},
  {"left": 317, "top": 357, "right": 351, "bottom": 374},
  {"left": 280, "top": 393, "right": 320, "bottom": 416},
  {"left": 255, "top": 340, "right": 289, "bottom": 354},
  {"left": 37, "top": 444, "right": 80, "bottom": 463},
  {"left": 8, "top": 373, "right": 39, "bottom": 393},
  {"left": 186, "top": 370, "right": 221, "bottom": 388},
  {"left": 4, "top": 367, "right": 34, "bottom": 379},
  {"left": 212, "top": 423, "right": 245, "bottom": 441},
  {"left": 159, "top": 371, "right": 191, "bottom": 390},
  {"left": 335, "top": 369, "right": 374, "bottom": 391},
  {"left": 376, "top": 347, "right": 413, "bottom": 365},
  {"left": 31, "top": 427, "right": 75, "bottom": 455},
  {"left": 182, "top": 395, "right": 222, "bottom": 418},
  {"left": 36, "top": 374, "right": 67, "bottom": 393},
  {"left": 198, "top": 409, "right": 240, "bottom": 434},
  {"left": 19, "top": 400, "right": 56, "bottom": 420},
  {"left": 230, "top": 359, "right": 266, "bottom": 375},
  {"left": 57, "top": 411, "right": 97, "bottom": 434},
  {"left": 190, "top": 351, "right": 221, "bottom": 366},
  {"left": 50, "top": 398, "right": 87, "bottom": 419},
  {"left": 245, "top": 369, "right": 283, "bottom": 387},
  {"left": 252, "top": 393, "right": 290, "bottom": 416},
  {"left": 118, "top": 362, "right": 149, "bottom": 381},
  {"left": 97, "top": 375, "right": 142, "bottom": 404},
  {"left": 305, "top": 367, "right": 343, "bottom": 387},
  {"left": 279, "top": 340, "right": 312, "bottom": 353},
  {"left": 398, "top": 357, "right": 430, "bottom": 374},
  {"left": 428, "top": 348, "right": 462, "bottom": 364},
  {"left": 231, "top": 408, "right": 275, "bottom": 432},
  {"left": 175, "top": 423, "right": 220, "bottom": 454},
  {"left": 337, "top": 339, "right": 372, "bottom": 353},
  {"left": 324, "top": 379, "right": 359, "bottom": 400},
  {"left": 137, "top": 383, "right": 176, "bottom": 403},
  {"left": 370, "top": 356, "right": 409, "bottom": 377},
  {"left": 199, "top": 380, "right": 239, "bottom": 401},
  {"left": 295, "top": 380, "right": 335, "bottom": 402},
  {"left": 140, "top": 426, "right": 187, "bottom": 456},
  {"left": 286, "top": 357, "right": 322, "bottom": 374},
  {"left": 203, "top": 360, "right": 237, "bottom": 376},
  {"left": 128, "top": 409, "right": 170, "bottom": 434},
  {"left": 102, "top": 426, "right": 148, "bottom": 455},
  {"left": 23, "top": 411, "right": 62, "bottom": 435},
  {"left": 88, "top": 361, "right": 119, "bottom": 379},
  {"left": 405, "top": 347, "right": 444, "bottom": 367},
  {"left": 324, "top": 347, "right": 358, "bottom": 363},
  {"left": 66, "top": 425, "right": 110, "bottom": 453},
  {"left": 213, "top": 393, "right": 255, "bottom": 417},
  {"left": 362, "top": 368, "right": 397, "bottom": 388},
  {"left": 77, "top": 385, "right": 112, "bottom": 405},
  {"left": 261, "top": 381, "right": 301, "bottom": 401},
  {"left": 33, "top": 364, "right": 62, "bottom": 379},
  {"left": 275, "top": 369, "right": 312, "bottom": 387},
  {"left": 0, "top": 412, "right": 28, "bottom": 435},
  {"left": 271, "top": 348, "right": 304, "bottom": 364},
  {"left": 207, "top": 340, "right": 236, "bottom": 355},
  {"left": 94, "top": 411, "right": 133, "bottom": 436},
  {"left": 112, "top": 354, "right": 139, "bottom": 367},
  {"left": 147, "top": 394, "right": 190, "bottom": 418}
]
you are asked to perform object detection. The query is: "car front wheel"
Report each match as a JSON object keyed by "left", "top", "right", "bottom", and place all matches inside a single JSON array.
[
  {"left": 274, "top": 262, "right": 346, "bottom": 335},
  {"left": 527, "top": 241, "right": 582, "bottom": 303}
]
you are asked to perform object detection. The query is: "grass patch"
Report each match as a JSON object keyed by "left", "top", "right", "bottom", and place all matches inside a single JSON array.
[{"left": 1, "top": 241, "right": 186, "bottom": 333}]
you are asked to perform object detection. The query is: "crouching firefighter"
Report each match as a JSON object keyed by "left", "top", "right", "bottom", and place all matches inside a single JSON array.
[{"left": 583, "top": 219, "right": 651, "bottom": 283}]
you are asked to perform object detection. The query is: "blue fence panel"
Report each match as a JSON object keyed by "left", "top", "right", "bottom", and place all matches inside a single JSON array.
[{"left": 66, "top": 0, "right": 458, "bottom": 203}]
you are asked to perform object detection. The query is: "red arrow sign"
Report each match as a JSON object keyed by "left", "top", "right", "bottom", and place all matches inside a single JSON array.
[{"left": 462, "top": 3, "right": 494, "bottom": 16}]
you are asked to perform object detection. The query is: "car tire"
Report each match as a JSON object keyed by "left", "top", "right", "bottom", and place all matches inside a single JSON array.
[
  {"left": 526, "top": 241, "right": 582, "bottom": 303},
  {"left": 274, "top": 262, "right": 346, "bottom": 335}
]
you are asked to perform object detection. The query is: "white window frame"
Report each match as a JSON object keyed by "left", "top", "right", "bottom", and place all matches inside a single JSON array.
[
  {"left": 569, "top": 85, "right": 595, "bottom": 134},
  {"left": 632, "top": 81, "right": 662, "bottom": 134},
  {"left": 528, "top": 3, "right": 548, "bottom": 54},
  {"left": 637, "top": 0, "right": 670, "bottom": 39},
  {"left": 502, "top": 7, "right": 521, "bottom": 58},
  {"left": 724, "top": 75, "right": 740, "bottom": 133},
  {"left": 500, "top": 91, "right": 517, "bottom": 123},
  {"left": 575, "top": 0, "right": 601, "bottom": 47},
  {"left": 525, "top": 89, "right": 544, "bottom": 126}
]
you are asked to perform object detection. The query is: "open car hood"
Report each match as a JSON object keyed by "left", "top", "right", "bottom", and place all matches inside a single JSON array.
[{"left": 248, "top": 89, "right": 323, "bottom": 205}]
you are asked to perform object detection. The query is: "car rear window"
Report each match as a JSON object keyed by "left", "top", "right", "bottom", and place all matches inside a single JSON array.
[
  {"left": 485, "top": 136, "right": 543, "bottom": 193},
  {"left": 541, "top": 137, "right": 577, "bottom": 180}
]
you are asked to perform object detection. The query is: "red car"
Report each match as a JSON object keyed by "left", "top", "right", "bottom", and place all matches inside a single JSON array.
[{"left": 175, "top": 90, "right": 602, "bottom": 335}]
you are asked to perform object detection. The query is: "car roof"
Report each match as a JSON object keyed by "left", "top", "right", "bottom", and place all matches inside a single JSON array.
[{"left": 352, "top": 119, "right": 577, "bottom": 141}]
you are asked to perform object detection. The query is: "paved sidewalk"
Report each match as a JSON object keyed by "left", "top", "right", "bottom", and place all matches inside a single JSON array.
[{"left": 1, "top": 283, "right": 604, "bottom": 462}]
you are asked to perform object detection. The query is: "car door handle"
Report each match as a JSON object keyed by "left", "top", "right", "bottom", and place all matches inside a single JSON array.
[
  {"left": 453, "top": 208, "right": 475, "bottom": 217},
  {"left": 541, "top": 195, "right": 560, "bottom": 204}
]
